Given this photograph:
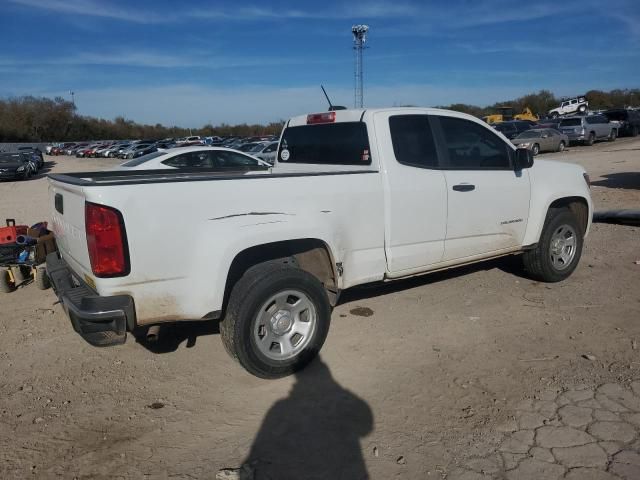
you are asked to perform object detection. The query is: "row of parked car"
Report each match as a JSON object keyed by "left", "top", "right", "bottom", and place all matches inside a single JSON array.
[
  {"left": 0, "top": 146, "right": 45, "bottom": 181},
  {"left": 493, "top": 108, "right": 640, "bottom": 155},
  {"left": 47, "top": 134, "right": 281, "bottom": 164}
]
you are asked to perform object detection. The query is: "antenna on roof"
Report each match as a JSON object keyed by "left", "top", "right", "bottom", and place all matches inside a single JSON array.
[{"left": 321, "top": 85, "right": 346, "bottom": 111}]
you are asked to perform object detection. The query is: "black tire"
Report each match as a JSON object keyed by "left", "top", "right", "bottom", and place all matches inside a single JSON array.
[
  {"left": 557, "top": 141, "right": 566, "bottom": 152},
  {"left": 35, "top": 266, "right": 51, "bottom": 290},
  {"left": 0, "top": 269, "right": 16, "bottom": 293},
  {"left": 632, "top": 126, "right": 639, "bottom": 137},
  {"left": 550, "top": 112, "right": 559, "bottom": 119},
  {"left": 522, "top": 209, "right": 583, "bottom": 282},
  {"left": 608, "top": 129, "right": 617, "bottom": 142},
  {"left": 220, "top": 263, "right": 331, "bottom": 379},
  {"left": 584, "top": 133, "right": 595, "bottom": 146},
  {"left": 531, "top": 144, "right": 540, "bottom": 156},
  {"left": 578, "top": 105, "right": 586, "bottom": 113}
]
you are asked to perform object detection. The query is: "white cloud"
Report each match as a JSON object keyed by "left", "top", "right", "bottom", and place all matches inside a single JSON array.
[
  {"left": 7, "top": 0, "right": 170, "bottom": 23},
  {"left": 9, "top": 0, "right": 418, "bottom": 23}
]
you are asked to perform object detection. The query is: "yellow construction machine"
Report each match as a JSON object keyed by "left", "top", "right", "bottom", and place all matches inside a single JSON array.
[{"left": 483, "top": 106, "right": 539, "bottom": 124}]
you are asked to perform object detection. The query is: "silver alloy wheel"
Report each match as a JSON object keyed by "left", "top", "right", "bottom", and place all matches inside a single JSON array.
[
  {"left": 549, "top": 224, "right": 577, "bottom": 271},
  {"left": 253, "top": 289, "right": 317, "bottom": 361},
  {"left": 558, "top": 141, "right": 565, "bottom": 152}
]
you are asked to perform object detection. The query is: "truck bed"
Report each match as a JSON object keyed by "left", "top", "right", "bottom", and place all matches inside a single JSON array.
[{"left": 48, "top": 164, "right": 376, "bottom": 187}]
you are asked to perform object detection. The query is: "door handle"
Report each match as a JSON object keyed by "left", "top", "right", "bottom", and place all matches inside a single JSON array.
[{"left": 452, "top": 184, "right": 475, "bottom": 192}]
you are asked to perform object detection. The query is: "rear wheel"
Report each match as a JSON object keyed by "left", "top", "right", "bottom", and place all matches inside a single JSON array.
[
  {"left": 220, "top": 263, "right": 331, "bottom": 379},
  {"left": 584, "top": 133, "right": 595, "bottom": 146},
  {"left": 523, "top": 209, "right": 583, "bottom": 282},
  {"left": 632, "top": 126, "right": 639, "bottom": 137},
  {"left": 0, "top": 268, "right": 16, "bottom": 293},
  {"left": 557, "top": 141, "right": 566, "bottom": 152}
]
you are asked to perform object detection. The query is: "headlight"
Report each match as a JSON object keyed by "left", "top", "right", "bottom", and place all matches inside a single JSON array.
[
  {"left": 519, "top": 142, "right": 531, "bottom": 148},
  {"left": 17, "top": 166, "right": 25, "bottom": 172}
]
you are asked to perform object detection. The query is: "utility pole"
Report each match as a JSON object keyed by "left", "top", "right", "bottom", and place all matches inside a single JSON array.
[
  {"left": 352, "top": 25, "right": 369, "bottom": 108},
  {"left": 69, "top": 90, "right": 75, "bottom": 108}
]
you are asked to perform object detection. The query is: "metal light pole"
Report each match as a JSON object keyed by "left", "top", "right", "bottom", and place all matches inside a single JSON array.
[
  {"left": 352, "top": 25, "right": 369, "bottom": 109},
  {"left": 69, "top": 90, "right": 75, "bottom": 108}
]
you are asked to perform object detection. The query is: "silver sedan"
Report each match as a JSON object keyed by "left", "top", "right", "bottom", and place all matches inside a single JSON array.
[{"left": 511, "top": 129, "right": 569, "bottom": 156}]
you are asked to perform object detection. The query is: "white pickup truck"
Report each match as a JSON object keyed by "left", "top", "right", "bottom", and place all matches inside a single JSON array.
[{"left": 46, "top": 108, "right": 592, "bottom": 378}]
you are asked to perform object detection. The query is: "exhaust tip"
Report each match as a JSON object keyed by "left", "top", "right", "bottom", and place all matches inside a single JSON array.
[{"left": 146, "top": 325, "right": 161, "bottom": 343}]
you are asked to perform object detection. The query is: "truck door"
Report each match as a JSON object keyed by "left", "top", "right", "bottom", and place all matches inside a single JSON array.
[
  {"left": 374, "top": 111, "right": 447, "bottom": 273},
  {"left": 431, "top": 115, "right": 531, "bottom": 261}
]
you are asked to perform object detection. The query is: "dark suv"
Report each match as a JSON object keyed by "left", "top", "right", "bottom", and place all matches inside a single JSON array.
[
  {"left": 602, "top": 109, "right": 640, "bottom": 137},
  {"left": 493, "top": 120, "right": 532, "bottom": 139}
]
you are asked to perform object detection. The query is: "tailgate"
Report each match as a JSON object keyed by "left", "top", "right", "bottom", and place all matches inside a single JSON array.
[{"left": 48, "top": 179, "right": 93, "bottom": 277}]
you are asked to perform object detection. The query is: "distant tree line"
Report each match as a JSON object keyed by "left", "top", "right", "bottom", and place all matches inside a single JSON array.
[
  {"left": 0, "top": 96, "right": 285, "bottom": 142},
  {"left": 1, "top": 88, "right": 639, "bottom": 142},
  {"left": 438, "top": 88, "right": 640, "bottom": 118}
]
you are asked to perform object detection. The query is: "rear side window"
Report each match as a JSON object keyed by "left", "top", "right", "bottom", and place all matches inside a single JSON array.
[
  {"left": 604, "top": 111, "right": 627, "bottom": 121},
  {"left": 211, "top": 150, "right": 264, "bottom": 167},
  {"left": 278, "top": 122, "right": 371, "bottom": 165},
  {"left": 559, "top": 118, "right": 582, "bottom": 127},
  {"left": 120, "top": 151, "right": 166, "bottom": 167},
  {"left": 163, "top": 151, "right": 214, "bottom": 168},
  {"left": 389, "top": 115, "right": 438, "bottom": 168},
  {"left": 438, "top": 117, "right": 511, "bottom": 170}
]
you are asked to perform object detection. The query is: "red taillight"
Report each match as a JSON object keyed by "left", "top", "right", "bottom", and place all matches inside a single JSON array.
[
  {"left": 307, "top": 111, "right": 336, "bottom": 124},
  {"left": 85, "top": 202, "right": 129, "bottom": 277}
]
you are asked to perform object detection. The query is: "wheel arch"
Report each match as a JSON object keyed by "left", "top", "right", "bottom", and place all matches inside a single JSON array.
[
  {"left": 223, "top": 238, "right": 339, "bottom": 311},
  {"left": 548, "top": 197, "right": 590, "bottom": 235},
  {"left": 524, "top": 195, "right": 591, "bottom": 246}
]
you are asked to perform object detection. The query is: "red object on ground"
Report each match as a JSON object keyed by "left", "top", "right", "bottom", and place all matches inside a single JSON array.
[{"left": 0, "top": 220, "right": 28, "bottom": 245}]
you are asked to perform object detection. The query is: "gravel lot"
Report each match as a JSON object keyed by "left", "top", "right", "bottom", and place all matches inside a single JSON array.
[{"left": 1, "top": 138, "right": 639, "bottom": 479}]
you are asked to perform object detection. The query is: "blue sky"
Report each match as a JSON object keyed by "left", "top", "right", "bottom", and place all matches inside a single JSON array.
[{"left": 1, "top": 0, "right": 638, "bottom": 126}]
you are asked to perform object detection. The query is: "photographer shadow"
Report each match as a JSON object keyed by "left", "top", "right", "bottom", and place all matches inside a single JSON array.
[{"left": 240, "top": 357, "right": 373, "bottom": 480}]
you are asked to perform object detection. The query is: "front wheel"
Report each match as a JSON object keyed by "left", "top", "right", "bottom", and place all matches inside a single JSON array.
[
  {"left": 531, "top": 144, "right": 540, "bottom": 156},
  {"left": 220, "top": 263, "right": 331, "bottom": 379},
  {"left": 557, "top": 141, "right": 566, "bottom": 152},
  {"left": 608, "top": 129, "right": 617, "bottom": 142},
  {"left": 522, "top": 209, "right": 583, "bottom": 282}
]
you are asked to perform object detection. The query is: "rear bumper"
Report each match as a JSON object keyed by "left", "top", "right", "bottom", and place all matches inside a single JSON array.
[
  {"left": 0, "top": 172, "right": 21, "bottom": 180},
  {"left": 562, "top": 132, "right": 585, "bottom": 141},
  {"left": 46, "top": 252, "right": 135, "bottom": 347}
]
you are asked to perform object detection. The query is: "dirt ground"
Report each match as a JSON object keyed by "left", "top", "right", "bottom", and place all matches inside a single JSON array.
[{"left": 1, "top": 138, "right": 639, "bottom": 479}]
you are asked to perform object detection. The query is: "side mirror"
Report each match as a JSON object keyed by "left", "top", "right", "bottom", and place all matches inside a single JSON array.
[{"left": 514, "top": 147, "right": 534, "bottom": 170}]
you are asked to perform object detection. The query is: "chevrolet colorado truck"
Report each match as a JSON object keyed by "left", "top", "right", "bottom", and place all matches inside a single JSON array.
[{"left": 46, "top": 108, "right": 592, "bottom": 378}]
